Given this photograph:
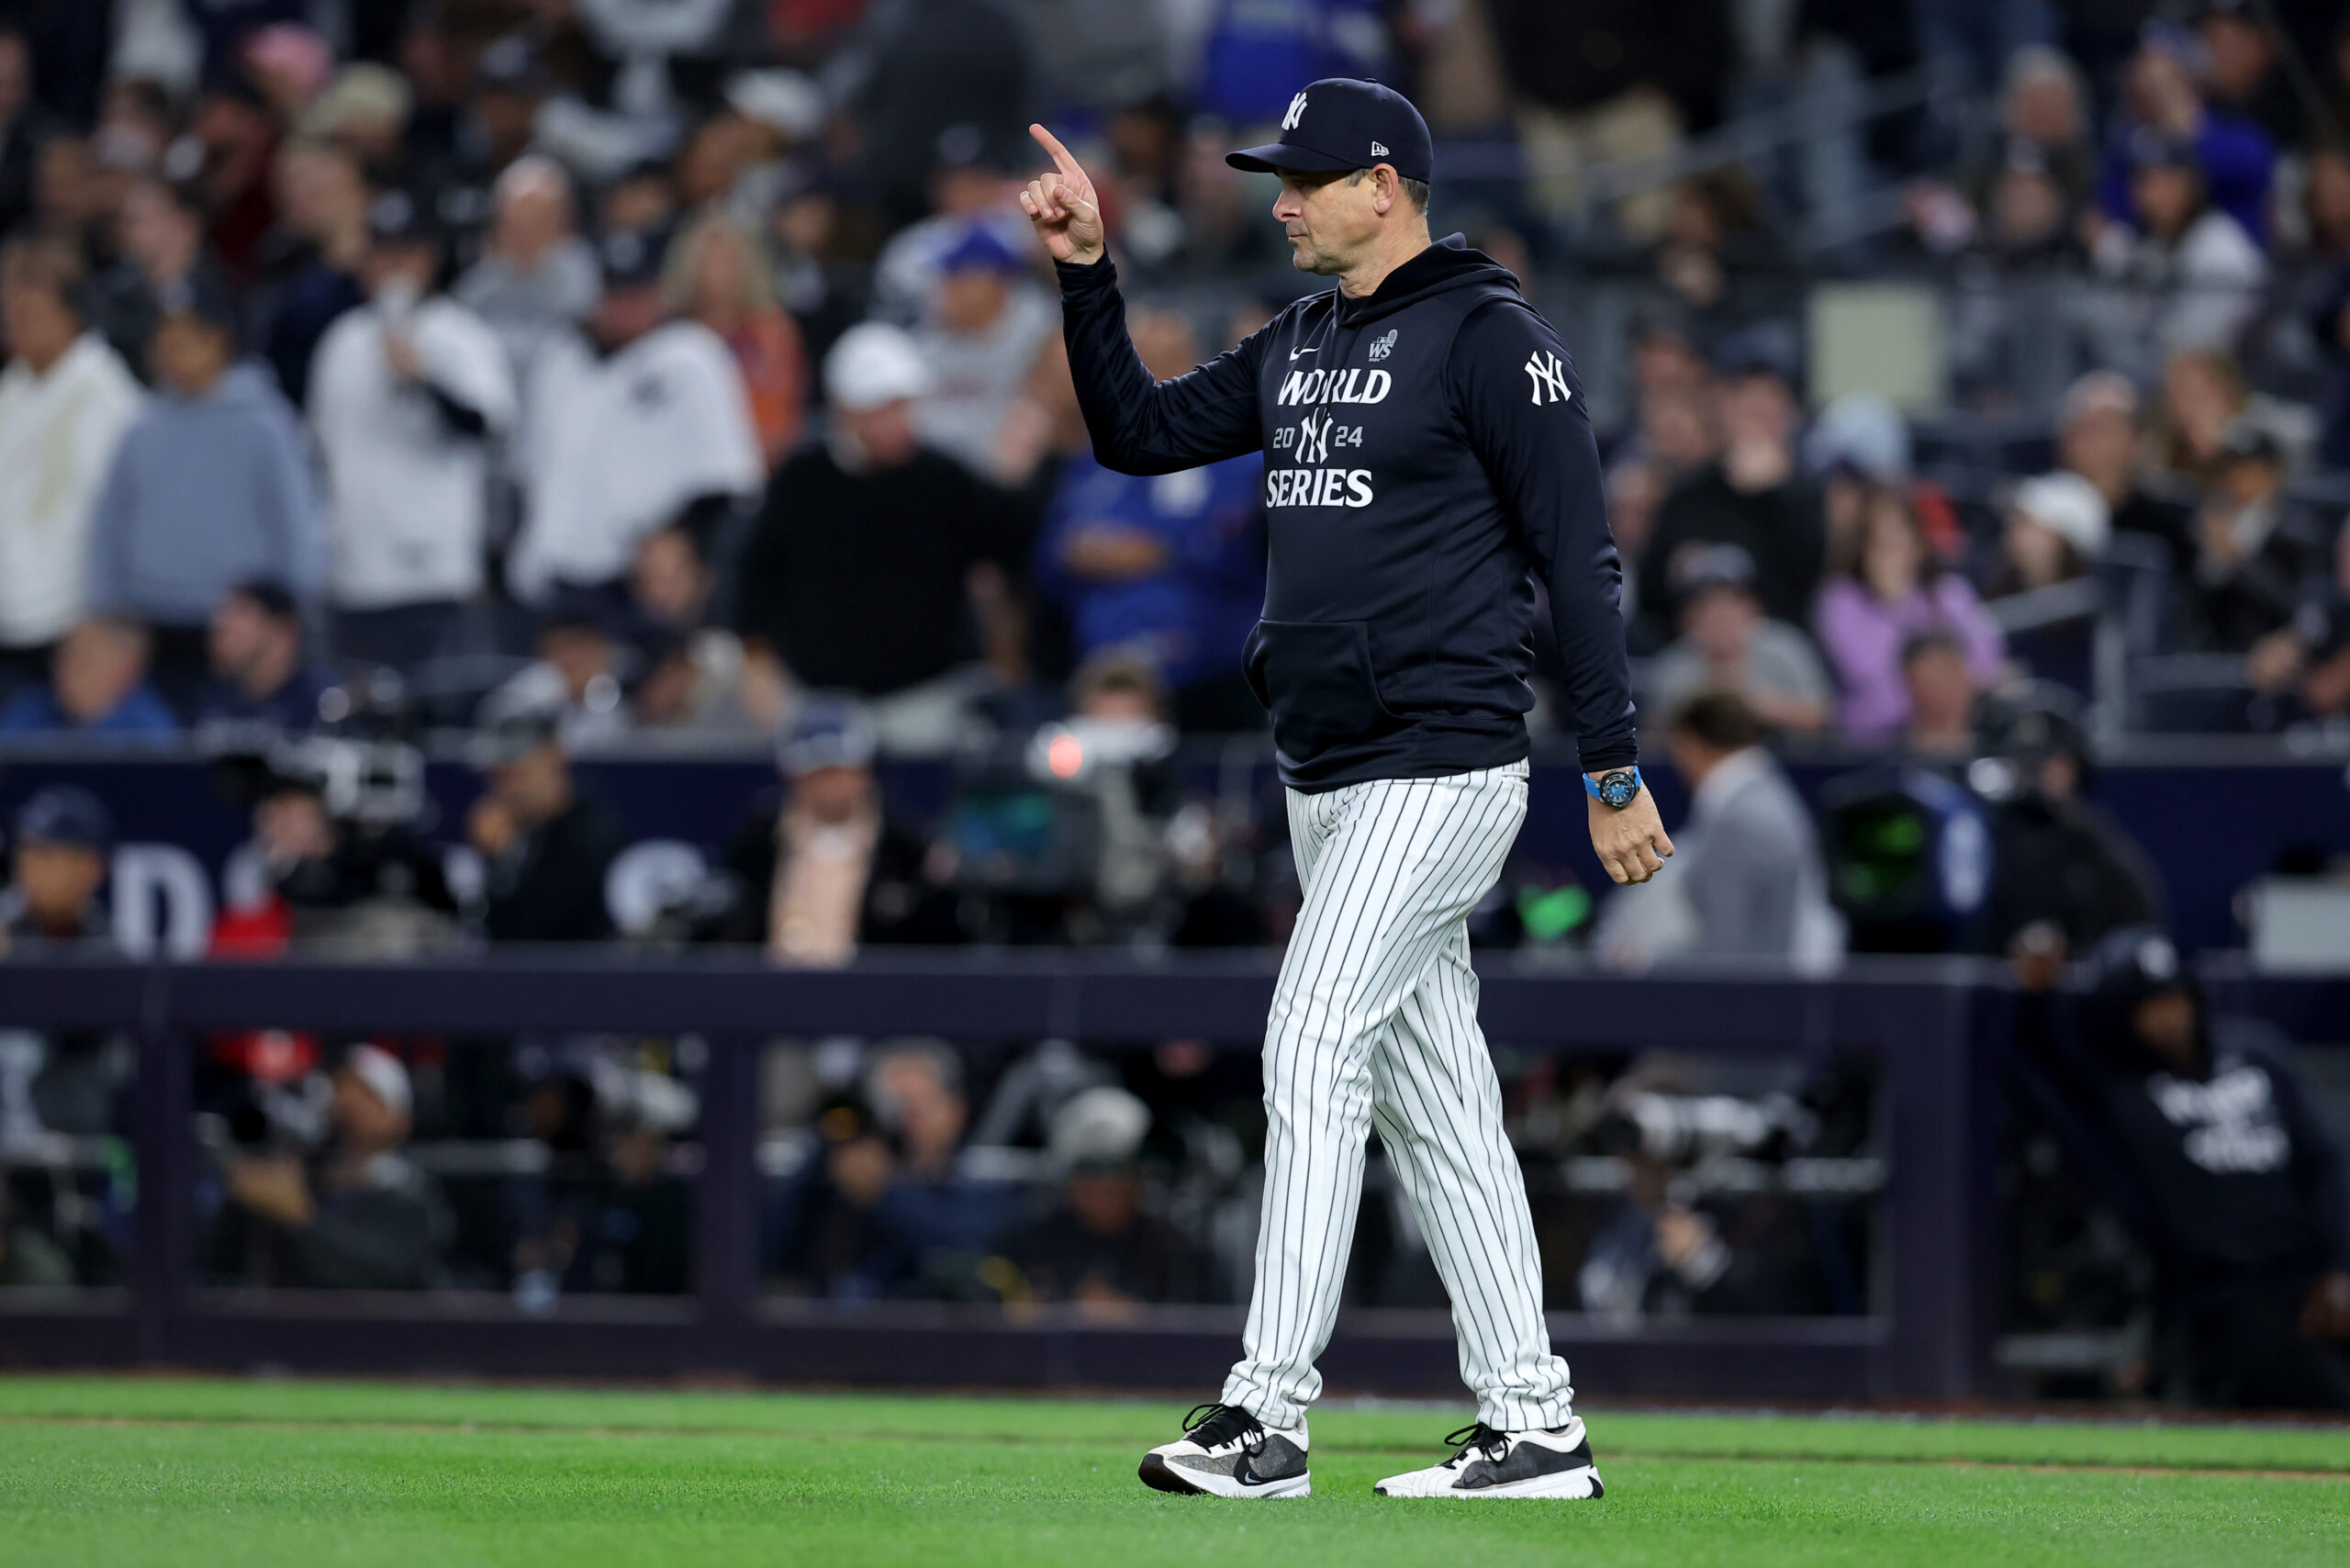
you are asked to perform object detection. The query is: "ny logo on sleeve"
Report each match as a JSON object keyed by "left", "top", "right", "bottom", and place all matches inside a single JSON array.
[{"left": 1524, "top": 350, "right": 1572, "bottom": 406}]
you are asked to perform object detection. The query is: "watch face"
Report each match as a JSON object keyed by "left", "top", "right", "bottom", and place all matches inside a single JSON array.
[{"left": 1599, "top": 770, "right": 1639, "bottom": 808}]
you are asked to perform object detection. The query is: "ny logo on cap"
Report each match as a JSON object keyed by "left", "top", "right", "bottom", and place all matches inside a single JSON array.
[
  {"left": 1281, "top": 92, "right": 1308, "bottom": 131},
  {"left": 1525, "top": 349, "right": 1572, "bottom": 405}
]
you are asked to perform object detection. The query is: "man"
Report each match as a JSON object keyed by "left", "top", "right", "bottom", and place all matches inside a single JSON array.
[
  {"left": 1641, "top": 544, "right": 1832, "bottom": 735},
  {"left": 0, "top": 786, "right": 113, "bottom": 954},
  {"left": 2056, "top": 371, "right": 2194, "bottom": 574},
  {"left": 999, "top": 1085, "right": 1212, "bottom": 1308},
  {"left": 453, "top": 154, "right": 600, "bottom": 402},
  {"left": 0, "top": 234, "right": 141, "bottom": 700},
  {"left": 912, "top": 219, "right": 1056, "bottom": 476},
  {"left": 706, "top": 699, "right": 960, "bottom": 962},
  {"left": 194, "top": 579, "right": 338, "bottom": 733},
  {"left": 2097, "top": 139, "right": 2266, "bottom": 362},
  {"left": 1023, "top": 79, "right": 1667, "bottom": 1499},
  {"left": 88, "top": 176, "right": 218, "bottom": 374},
  {"left": 1596, "top": 692, "right": 1839, "bottom": 969},
  {"left": 2182, "top": 424, "right": 2326, "bottom": 653},
  {"left": 85, "top": 272, "right": 324, "bottom": 712},
  {"left": 733, "top": 322, "right": 1028, "bottom": 753},
  {"left": 0, "top": 616, "right": 179, "bottom": 740},
  {"left": 203, "top": 1044, "right": 449, "bottom": 1291},
  {"left": 859, "top": 1037, "right": 1021, "bottom": 1294},
  {"left": 1639, "top": 339, "right": 1829, "bottom": 633},
  {"left": 1972, "top": 694, "right": 2164, "bottom": 956},
  {"left": 466, "top": 696, "right": 623, "bottom": 944},
  {"left": 507, "top": 224, "right": 763, "bottom": 608},
  {"left": 310, "top": 188, "right": 515, "bottom": 671},
  {"left": 0, "top": 787, "right": 129, "bottom": 1140},
  {"left": 247, "top": 137, "right": 372, "bottom": 409},
  {"left": 2013, "top": 927, "right": 2350, "bottom": 1409},
  {"left": 1901, "top": 630, "right": 1982, "bottom": 757},
  {"left": 2247, "top": 517, "right": 2350, "bottom": 723}
]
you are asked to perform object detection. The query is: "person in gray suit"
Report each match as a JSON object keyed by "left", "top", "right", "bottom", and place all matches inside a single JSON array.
[{"left": 1597, "top": 691, "right": 1842, "bottom": 969}]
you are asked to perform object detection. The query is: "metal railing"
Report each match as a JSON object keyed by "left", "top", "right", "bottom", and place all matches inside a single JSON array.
[{"left": 0, "top": 950, "right": 2002, "bottom": 1402}]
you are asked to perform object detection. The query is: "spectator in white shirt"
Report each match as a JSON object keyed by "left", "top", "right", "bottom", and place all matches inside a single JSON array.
[
  {"left": 0, "top": 234, "right": 140, "bottom": 700},
  {"left": 310, "top": 189, "right": 516, "bottom": 672},
  {"left": 507, "top": 223, "right": 763, "bottom": 608}
]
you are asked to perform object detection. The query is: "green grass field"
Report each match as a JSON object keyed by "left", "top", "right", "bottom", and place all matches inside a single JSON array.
[{"left": 3, "top": 1376, "right": 2344, "bottom": 1567}]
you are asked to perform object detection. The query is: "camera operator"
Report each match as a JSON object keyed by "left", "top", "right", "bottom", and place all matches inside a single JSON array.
[
  {"left": 1970, "top": 693, "right": 2165, "bottom": 955},
  {"left": 203, "top": 1045, "right": 449, "bottom": 1291},
  {"left": 466, "top": 695, "right": 623, "bottom": 944},
  {"left": 217, "top": 745, "right": 460, "bottom": 958},
  {"left": 2011, "top": 926, "right": 2350, "bottom": 1409}
]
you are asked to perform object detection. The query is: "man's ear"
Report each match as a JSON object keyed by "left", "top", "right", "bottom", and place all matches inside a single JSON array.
[{"left": 1373, "top": 163, "right": 1397, "bottom": 216}]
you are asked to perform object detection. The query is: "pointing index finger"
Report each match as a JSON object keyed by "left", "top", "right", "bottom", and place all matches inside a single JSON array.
[{"left": 1029, "top": 122, "right": 1083, "bottom": 184}]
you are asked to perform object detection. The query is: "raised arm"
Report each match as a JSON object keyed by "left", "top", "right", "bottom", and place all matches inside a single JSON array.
[{"left": 1021, "top": 125, "right": 1264, "bottom": 476}]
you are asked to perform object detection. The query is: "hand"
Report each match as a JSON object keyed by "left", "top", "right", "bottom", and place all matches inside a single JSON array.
[
  {"left": 1654, "top": 1205, "right": 1714, "bottom": 1270},
  {"left": 468, "top": 796, "right": 516, "bottom": 859},
  {"left": 228, "top": 1156, "right": 314, "bottom": 1227},
  {"left": 2009, "top": 921, "right": 2066, "bottom": 992},
  {"left": 1588, "top": 783, "right": 1673, "bottom": 886},
  {"left": 384, "top": 330, "right": 423, "bottom": 383},
  {"left": 1019, "top": 124, "right": 1104, "bottom": 266},
  {"left": 2245, "top": 630, "right": 2307, "bottom": 695}
]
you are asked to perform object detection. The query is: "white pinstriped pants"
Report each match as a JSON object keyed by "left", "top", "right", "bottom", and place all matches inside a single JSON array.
[{"left": 1222, "top": 760, "right": 1576, "bottom": 1431}]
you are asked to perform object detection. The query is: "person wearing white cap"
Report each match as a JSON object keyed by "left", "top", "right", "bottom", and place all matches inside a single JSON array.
[
  {"left": 207, "top": 1043, "right": 447, "bottom": 1290},
  {"left": 997, "top": 1085, "right": 1212, "bottom": 1306},
  {"left": 733, "top": 322, "right": 1028, "bottom": 754},
  {"left": 2001, "top": 471, "right": 2110, "bottom": 594}
]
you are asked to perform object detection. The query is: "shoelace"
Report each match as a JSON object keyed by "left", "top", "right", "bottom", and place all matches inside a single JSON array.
[
  {"left": 1182, "top": 1403, "right": 1267, "bottom": 1455},
  {"left": 1440, "top": 1422, "right": 1511, "bottom": 1469}
]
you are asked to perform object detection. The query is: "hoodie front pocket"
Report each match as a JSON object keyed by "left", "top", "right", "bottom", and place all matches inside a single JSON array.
[{"left": 1242, "top": 619, "right": 1404, "bottom": 758}]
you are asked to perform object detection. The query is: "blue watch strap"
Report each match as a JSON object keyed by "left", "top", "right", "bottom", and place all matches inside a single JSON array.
[{"left": 1583, "top": 766, "right": 1643, "bottom": 803}]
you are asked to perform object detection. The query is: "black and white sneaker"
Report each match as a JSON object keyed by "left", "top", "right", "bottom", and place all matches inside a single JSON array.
[
  {"left": 1373, "top": 1417, "right": 1605, "bottom": 1499},
  {"left": 1138, "top": 1403, "right": 1311, "bottom": 1499}
]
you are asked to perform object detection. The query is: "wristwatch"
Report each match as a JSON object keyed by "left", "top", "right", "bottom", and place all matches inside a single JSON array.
[{"left": 1583, "top": 766, "right": 1643, "bottom": 809}]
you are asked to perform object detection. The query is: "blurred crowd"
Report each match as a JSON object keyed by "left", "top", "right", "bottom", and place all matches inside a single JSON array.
[{"left": 0, "top": 2, "right": 2344, "bottom": 769}]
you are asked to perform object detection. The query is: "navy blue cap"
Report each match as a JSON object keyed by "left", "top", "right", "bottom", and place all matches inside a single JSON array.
[
  {"left": 936, "top": 219, "right": 1024, "bottom": 276},
  {"left": 368, "top": 185, "right": 448, "bottom": 248},
  {"left": 598, "top": 224, "right": 673, "bottom": 290},
  {"left": 14, "top": 785, "right": 116, "bottom": 854},
  {"left": 1226, "top": 78, "right": 1432, "bottom": 185},
  {"left": 777, "top": 696, "right": 878, "bottom": 777},
  {"left": 154, "top": 268, "right": 241, "bottom": 339}
]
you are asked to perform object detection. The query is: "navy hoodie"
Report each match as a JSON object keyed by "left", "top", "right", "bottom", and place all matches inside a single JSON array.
[{"left": 1058, "top": 236, "right": 1636, "bottom": 790}]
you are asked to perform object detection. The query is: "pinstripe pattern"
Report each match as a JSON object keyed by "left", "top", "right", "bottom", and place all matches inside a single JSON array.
[{"left": 1221, "top": 760, "right": 1575, "bottom": 1431}]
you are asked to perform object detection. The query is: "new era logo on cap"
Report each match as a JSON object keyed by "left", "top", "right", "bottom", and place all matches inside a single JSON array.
[{"left": 1227, "top": 78, "right": 1433, "bottom": 185}]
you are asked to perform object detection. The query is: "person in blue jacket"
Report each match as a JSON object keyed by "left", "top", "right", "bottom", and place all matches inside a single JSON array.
[{"left": 1035, "top": 308, "right": 1265, "bottom": 731}]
